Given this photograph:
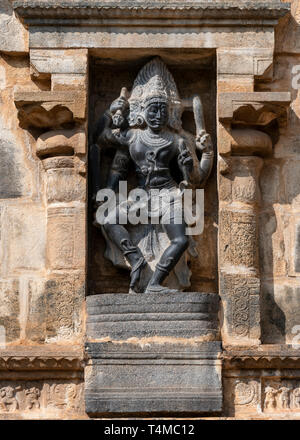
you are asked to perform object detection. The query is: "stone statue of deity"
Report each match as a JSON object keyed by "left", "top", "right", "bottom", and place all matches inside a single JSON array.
[{"left": 91, "top": 58, "right": 214, "bottom": 294}]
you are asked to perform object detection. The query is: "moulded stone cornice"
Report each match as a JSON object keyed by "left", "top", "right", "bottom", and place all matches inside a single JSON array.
[
  {"left": 0, "top": 347, "right": 84, "bottom": 370},
  {"left": 12, "top": 1, "right": 291, "bottom": 26},
  {"left": 223, "top": 345, "right": 300, "bottom": 369}
]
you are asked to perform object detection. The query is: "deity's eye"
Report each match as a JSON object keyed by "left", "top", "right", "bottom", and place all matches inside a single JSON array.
[{"left": 148, "top": 105, "right": 158, "bottom": 113}]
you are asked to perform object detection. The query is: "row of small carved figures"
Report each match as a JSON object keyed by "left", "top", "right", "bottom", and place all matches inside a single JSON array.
[
  {"left": 0, "top": 384, "right": 78, "bottom": 412},
  {"left": 264, "top": 385, "right": 300, "bottom": 410}
]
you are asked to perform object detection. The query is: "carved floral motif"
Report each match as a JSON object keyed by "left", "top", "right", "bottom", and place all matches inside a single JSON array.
[
  {"left": 234, "top": 380, "right": 259, "bottom": 406},
  {"left": 222, "top": 274, "right": 260, "bottom": 338}
]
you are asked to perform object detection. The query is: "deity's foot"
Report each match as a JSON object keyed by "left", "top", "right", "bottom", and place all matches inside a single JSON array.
[
  {"left": 145, "top": 284, "right": 179, "bottom": 294},
  {"left": 129, "top": 257, "right": 146, "bottom": 292}
]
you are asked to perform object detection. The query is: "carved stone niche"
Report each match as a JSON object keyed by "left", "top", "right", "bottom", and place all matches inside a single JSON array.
[
  {"left": 85, "top": 53, "right": 221, "bottom": 417},
  {"left": 88, "top": 51, "right": 218, "bottom": 295},
  {"left": 218, "top": 92, "right": 291, "bottom": 347}
]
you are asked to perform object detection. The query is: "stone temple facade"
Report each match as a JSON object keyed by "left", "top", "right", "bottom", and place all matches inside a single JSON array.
[{"left": 0, "top": 0, "right": 300, "bottom": 419}]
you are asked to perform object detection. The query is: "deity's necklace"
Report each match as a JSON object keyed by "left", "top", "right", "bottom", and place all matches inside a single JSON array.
[{"left": 139, "top": 128, "right": 173, "bottom": 148}]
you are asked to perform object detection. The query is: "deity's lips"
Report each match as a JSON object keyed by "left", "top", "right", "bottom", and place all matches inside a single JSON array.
[{"left": 149, "top": 120, "right": 165, "bottom": 126}]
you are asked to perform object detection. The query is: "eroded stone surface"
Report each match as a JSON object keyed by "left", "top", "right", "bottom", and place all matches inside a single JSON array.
[{"left": 0, "top": 1, "right": 28, "bottom": 54}]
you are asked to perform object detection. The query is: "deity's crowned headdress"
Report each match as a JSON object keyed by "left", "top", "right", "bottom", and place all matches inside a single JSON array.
[{"left": 128, "top": 57, "right": 182, "bottom": 131}]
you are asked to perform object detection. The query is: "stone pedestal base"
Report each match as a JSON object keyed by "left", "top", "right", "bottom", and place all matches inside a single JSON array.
[{"left": 85, "top": 292, "right": 222, "bottom": 416}]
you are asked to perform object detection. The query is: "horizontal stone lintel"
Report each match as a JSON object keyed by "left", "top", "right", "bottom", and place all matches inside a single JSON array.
[
  {"left": 17, "top": 18, "right": 282, "bottom": 28},
  {"left": 26, "top": 28, "right": 277, "bottom": 50}
]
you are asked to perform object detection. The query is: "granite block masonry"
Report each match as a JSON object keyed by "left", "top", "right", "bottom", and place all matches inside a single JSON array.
[
  {"left": 85, "top": 293, "right": 222, "bottom": 416},
  {"left": 1, "top": 0, "right": 300, "bottom": 419}
]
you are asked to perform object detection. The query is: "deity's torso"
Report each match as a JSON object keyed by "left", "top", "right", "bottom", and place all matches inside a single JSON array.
[{"left": 128, "top": 128, "right": 179, "bottom": 189}]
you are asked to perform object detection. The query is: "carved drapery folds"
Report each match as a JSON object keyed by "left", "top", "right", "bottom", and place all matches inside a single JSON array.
[{"left": 218, "top": 91, "right": 291, "bottom": 346}]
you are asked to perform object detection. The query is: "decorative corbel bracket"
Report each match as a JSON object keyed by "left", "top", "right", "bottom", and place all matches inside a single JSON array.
[
  {"left": 14, "top": 90, "right": 86, "bottom": 130},
  {"left": 218, "top": 92, "right": 291, "bottom": 157}
]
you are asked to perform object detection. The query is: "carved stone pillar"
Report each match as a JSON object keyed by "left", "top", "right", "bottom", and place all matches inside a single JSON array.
[
  {"left": 14, "top": 50, "right": 88, "bottom": 344},
  {"left": 219, "top": 155, "right": 263, "bottom": 344},
  {"left": 218, "top": 93, "right": 291, "bottom": 346},
  {"left": 37, "top": 131, "right": 86, "bottom": 273}
]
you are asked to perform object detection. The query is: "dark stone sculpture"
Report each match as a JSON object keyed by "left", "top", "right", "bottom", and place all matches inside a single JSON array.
[{"left": 91, "top": 58, "right": 214, "bottom": 293}]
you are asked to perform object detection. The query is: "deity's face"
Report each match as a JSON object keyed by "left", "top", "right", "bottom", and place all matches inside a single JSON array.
[
  {"left": 144, "top": 100, "right": 168, "bottom": 131},
  {"left": 112, "top": 111, "right": 125, "bottom": 128}
]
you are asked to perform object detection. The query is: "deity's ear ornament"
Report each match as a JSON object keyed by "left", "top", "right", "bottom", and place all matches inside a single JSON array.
[{"left": 128, "top": 57, "right": 182, "bottom": 131}]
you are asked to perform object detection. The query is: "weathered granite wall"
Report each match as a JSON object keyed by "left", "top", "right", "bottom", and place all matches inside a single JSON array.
[
  {"left": 0, "top": 0, "right": 86, "bottom": 418},
  {"left": 257, "top": 0, "right": 300, "bottom": 345},
  {"left": 221, "top": 0, "right": 300, "bottom": 419},
  {"left": 0, "top": 0, "right": 87, "bottom": 347},
  {"left": 0, "top": 0, "right": 300, "bottom": 419}
]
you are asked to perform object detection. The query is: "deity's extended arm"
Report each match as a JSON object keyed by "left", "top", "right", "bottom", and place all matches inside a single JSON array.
[
  {"left": 198, "top": 143, "right": 214, "bottom": 186},
  {"left": 94, "top": 92, "right": 130, "bottom": 148},
  {"left": 177, "top": 138, "right": 194, "bottom": 186},
  {"left": 90, "top": 96, "right": 131, "bottom": 196},
  {"left": 193, "top": 95, "right": 214, "bottom": 186},
  {"left": 94, "top": 110, "right": 119, "bottom": 146}
]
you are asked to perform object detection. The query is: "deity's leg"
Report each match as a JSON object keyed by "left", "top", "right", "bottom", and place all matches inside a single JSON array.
[
  {"left": 145, "top": 222, "right": 189, "bottom": 293},
  {"left": 102, "top": 222, "right": 145, "bottom": 291}
]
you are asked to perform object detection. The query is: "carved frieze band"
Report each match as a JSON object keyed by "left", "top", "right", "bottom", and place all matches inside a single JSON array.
[
  {"left": 232, "top": 379, "right": 300, "bottom": 413},
  {"left": 0, "top": 381, "right": 83, "bottom": 415}
]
